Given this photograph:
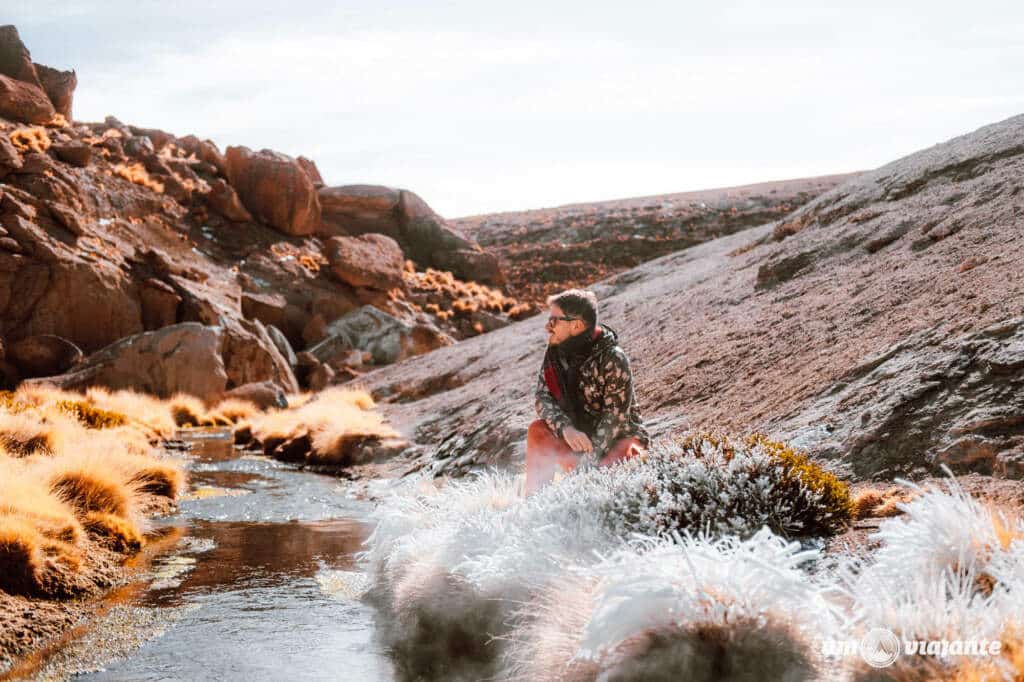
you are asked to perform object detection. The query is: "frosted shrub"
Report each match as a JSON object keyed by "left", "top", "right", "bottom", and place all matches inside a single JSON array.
[
  {"left": 835, "top": 475, "right": 1024, "bottom": 680},
  {"left": 601, "top": 433, "right": 852, "bottom": 539},
  {"left": 502, "top": 529, "right": 839, "bottom": 682},
  {"left": 363, "top": 433, "right": 851, "bottom": 680}
]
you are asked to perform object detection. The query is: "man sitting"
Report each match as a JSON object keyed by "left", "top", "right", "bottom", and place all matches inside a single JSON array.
[{"left": 526, "top": 288, "right": 650, "bottom": 494}]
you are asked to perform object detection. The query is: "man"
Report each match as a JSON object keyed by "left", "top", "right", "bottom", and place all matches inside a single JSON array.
[{"left": 526, "top": 288, "right": 650, "bottom": 494}]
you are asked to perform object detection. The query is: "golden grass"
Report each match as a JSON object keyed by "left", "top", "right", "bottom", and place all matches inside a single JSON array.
[
  {"left": 55, "top": 399, "right": 129, "bottom": 429},
  {"left": 204, "top": 398, "right": 260, "bottom": 426},
  {"left": 169, "top": 393, "right": 207, "bottom": 427},
  {"left": 0, "top": 517, "right": 47, "bottom": 595},
  {"left": 111, "top": 162, "right": 164, "bottom": 193},
  {"left": 245, "top": 387, "right": 397, "bottom": 466},
  {"left": 84, "top": 387, "right": 178, "bottom": 439},
  {"left": 0, "top": 462, "right": 82, "bottom": 545},
  {"left": 0, "top": 410, "right": 69, "bottom": 457},
  {"left": 83, "top": 512, "right": 144, "bottom": 553},
  {"left": 47, "top": 461, "right": 135, "bottom": 518},
  {"left": 852, "top": 485, "right": 918, "bottom": 519},
  {"left": 9, "top": 126, "right": 52, "bottom": 153},
  {"left": 0, "top": 386, "right": 192, "bottom": 599}
]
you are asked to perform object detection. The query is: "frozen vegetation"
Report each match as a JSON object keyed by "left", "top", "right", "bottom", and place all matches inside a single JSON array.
[{"left": 363, "top": 435, "right": 1024, "bottom": 681}]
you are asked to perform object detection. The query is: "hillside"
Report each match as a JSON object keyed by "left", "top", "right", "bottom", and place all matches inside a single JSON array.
[
  {"left": 362, "top": 115, "right": 1024, "bottom": 481},
  {"left": 451, "top": 174, "right": 856, "bottom": 302}
]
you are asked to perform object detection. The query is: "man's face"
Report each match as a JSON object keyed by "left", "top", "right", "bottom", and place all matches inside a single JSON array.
[{"left": 545, "top": 304, "right": 586, "bottom": 346}]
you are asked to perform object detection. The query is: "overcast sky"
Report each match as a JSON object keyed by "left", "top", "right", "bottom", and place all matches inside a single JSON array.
[{"left": 11, "top": 2, "right": 1024, "bottom": 217}]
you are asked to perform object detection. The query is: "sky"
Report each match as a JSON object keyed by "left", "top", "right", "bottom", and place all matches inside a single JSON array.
[{"left": 10, "top": 1, "right": 1024, "bottom": 217}]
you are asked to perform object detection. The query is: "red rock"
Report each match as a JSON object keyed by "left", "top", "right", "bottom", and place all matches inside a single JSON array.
[
  {"left": 0, "top": 25, "right": 42, "bottom": 88},
  {"left": 297, "top": 155, "right": 324, "bottom": 188},
  {"left": 127, "top": 126, "right": 174, "bottom": 151},
  {"left": 207, "top": 178, "right": 252, "bottom": 222},
  {"left": 33, "top": 63, "right": 76, "bottom": 120},
  {"left": 50, "top": 143, "right": 91, "bottom": 167},
  {"left": 138, "top": 278, "right": 181, "bottom": 330},
  {"left": 325, "top": 233, "right": 404, "bottom": 291},
  {"left": 27, "top": 323, "right": 228, "bottom": 399},
  {"left": 179, "top": 135, "right": 226, "bottom": 176},
  {"left": 45, "top": 201, "right": 88, "bottom": 237},
  {"left": 0, "top": 134, "right": 23, "bottom": 176},
  {"left": 317, "top": 184, "right": 401, "bottom": 238},
  {"left": 307, "top": 361, "right": 335, "bottom": 391},
  {"left": 0, "top": 74, "right": 55, "bottom": 124},
  {"left": 224, "top": 146, "right": 320, "bottom": 236},
  {"left": 7, "top": 333, "right": 82, "bottom": 377},
  {"left": 218, "top": 380, "right": 288, "bottom": 409}
]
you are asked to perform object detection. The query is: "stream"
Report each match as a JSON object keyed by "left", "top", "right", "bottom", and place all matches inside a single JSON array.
[{"left": 26, "top": 428, "right": 392, "bottom": 681}]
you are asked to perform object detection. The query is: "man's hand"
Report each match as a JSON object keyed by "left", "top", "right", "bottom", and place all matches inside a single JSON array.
[{"left": 562, "top": 426, "right": 593, "bottom": 453}]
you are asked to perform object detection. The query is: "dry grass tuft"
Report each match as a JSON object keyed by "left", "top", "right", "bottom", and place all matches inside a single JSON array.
[
  {"left": 0, "top": 517, "right": 46, "bottom": 596},
  {"left": 47, "top": 462, "right": 135, "bottom": 518},
  {"left": 853, "top": 485, "right": 918, "bottom": 519},
  {"left": 84, "top": 387, "right": 177, "bottom": 439},
  {"left": 204, "top": 398, "right": 260, "bottom": 426},
  {"left": 111, "top": 162, "right": 164, "bottom": 192},
  {"left": 169, "top": 393, "right": 207, "bottom": 427},
  {"left": 0, "top": 410, "right": 69, "bottom": 457},
  {"left": 55, "top": 399, "right": 129, "bottom": 429},
  {"left": 9, "top": 126, "right": 52, "bottom": 153},
  {"left": 245, "top": 387, "right": 397, "bottom": 466},
  {"left": 83, "top": 512, "right": 144, "bottom": 553}
]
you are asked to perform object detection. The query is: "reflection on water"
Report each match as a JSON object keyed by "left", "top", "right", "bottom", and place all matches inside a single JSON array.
[
  {"left": 61, "top": 427, "right": 391, "bottom": 681},
  {"left": 145, "top": 519, "right": 367, "bottom": 603}
]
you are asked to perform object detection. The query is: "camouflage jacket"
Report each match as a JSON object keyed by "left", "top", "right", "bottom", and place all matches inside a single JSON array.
[{"left": 534, "top": 324, "right": 650, "bottom": 461}]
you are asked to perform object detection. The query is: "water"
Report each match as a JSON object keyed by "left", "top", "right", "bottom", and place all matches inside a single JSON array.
[{"left": 37, "top": 428, "right": 392, "bottom": 681}]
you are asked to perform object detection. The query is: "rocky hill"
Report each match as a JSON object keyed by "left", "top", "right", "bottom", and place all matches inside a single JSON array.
[
  {"left": 0, "top": 25, "right": 530, "bottom": 398},
  {"left": 362, "top": 114, "right": 1024, "bottom": 481},
  {"left": 452, "top": 174, "right": 856, "bottom": 302}
]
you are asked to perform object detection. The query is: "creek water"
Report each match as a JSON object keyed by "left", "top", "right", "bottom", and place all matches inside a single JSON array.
[{"left": 33, "top": 428, "right": 392, "bottom": 681}]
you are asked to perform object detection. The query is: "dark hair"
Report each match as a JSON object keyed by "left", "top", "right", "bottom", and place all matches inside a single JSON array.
[{"left": 546, "top": 289, "right": 598, "bottom": 329}]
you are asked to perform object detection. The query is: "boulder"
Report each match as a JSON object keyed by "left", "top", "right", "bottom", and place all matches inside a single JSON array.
[
  {"left": 317, "top": 184, "right": 503, "bottom": 284},
  {"left": 308, "top": 305, "right": 453, "bottom": 366},
  {"left": 138, "top": 278, "right": 181, "bottom": 330},
  {"left": 33, "top": 64, "right": 76, "bottom": 120},
  {"left": 26, "top": 323, "right": 229, "bottom": 400},
  {"left": 266, "top": 324, "right": 297, "bottom": 368},
  {"left": 0, "top": 25, "right": 42, "bottom": 88},
  {"left": 50, "top": 143, "right": 91, "bottom": 167},
  {"left": 127, "top": 126, "right": 173, "bottom": 151},
  {"left": 307, "top": 361, "right": 335, "bottom": 391},
  {"left": 0, "top": 74, "right": 55, "bottom": 124},
  {"left": 0, "top": 135, "right": 23, "bottom": 176},
  {"left": 297, "top": 155, "right": 324, "bottom": 188},
  {"left": 325, "top": 233, "right": 405, "bottom": 291},
  {"left": 0, "top": 249, "right": 145, "bottom": 353},
  {"left": 219, "top": 317, "right": 299, "bottom": 394},
  {"left": 219, "top": 380, "right": 288, "bottom": 409},
  {"left": 7, "top": 334, "right": 82, "bottom": 377},
  {"left": 207, "top": 178, "right": 252, "bottom": 222},
  {"left": 397, "top": 189, "right": 503, "bottom": 284},
  {"left": 224, "top": 146, "right": 320, "bottom": 236},
  {"left": 317, "top": 184, "right": 401, "bottom": 238}
]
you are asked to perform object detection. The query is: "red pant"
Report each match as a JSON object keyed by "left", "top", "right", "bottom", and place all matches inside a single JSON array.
[{"left": 525, "top": 419, "right": 644, "bottom": 494}]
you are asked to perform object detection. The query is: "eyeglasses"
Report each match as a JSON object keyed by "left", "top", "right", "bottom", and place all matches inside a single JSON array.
[{"left": 546, "top": 315, "right": 579, "bottom": 326}]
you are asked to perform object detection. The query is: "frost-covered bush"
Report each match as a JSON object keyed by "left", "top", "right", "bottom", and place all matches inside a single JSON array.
[
  {"left": 834, "top": 475, "right": 1024, "bottom": 681},
  {"left": 603, "top": 433, "right": 852, "bottom": 539},
  {"left": 502, "top": 528, "right": 840, "bottom": 682},
  {"left": 363, "top": 433, "right": 852, "bottom": 680}
]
